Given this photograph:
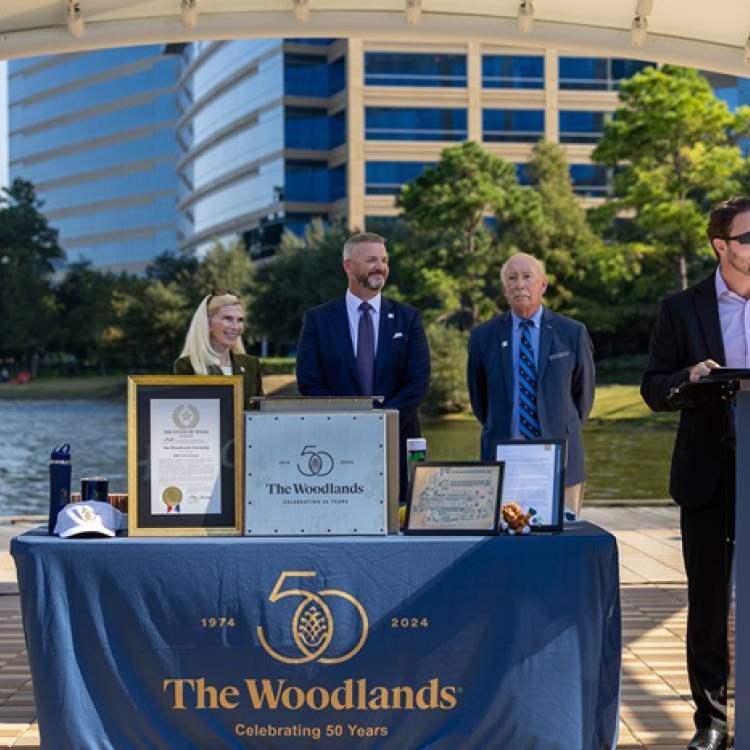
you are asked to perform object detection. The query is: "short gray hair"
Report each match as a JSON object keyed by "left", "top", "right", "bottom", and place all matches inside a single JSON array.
[
  {"left": 342, "top": 232, "right": 386, "bottom": 260},
  {"left": 500, "top": 253, "right": 547, "bottom": 283}
]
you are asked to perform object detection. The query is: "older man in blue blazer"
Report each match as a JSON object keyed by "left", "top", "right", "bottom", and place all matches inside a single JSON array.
[
  {"left": 467, "top": 253, "right": 595, "bottom": 513},
  {"left": 296, "top": 232, "right": 431, "bottom": 501}
]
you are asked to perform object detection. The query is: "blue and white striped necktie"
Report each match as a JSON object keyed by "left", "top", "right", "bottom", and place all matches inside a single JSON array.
[{"left": 518, "top": 319, "right": 541, "bottom": 439}]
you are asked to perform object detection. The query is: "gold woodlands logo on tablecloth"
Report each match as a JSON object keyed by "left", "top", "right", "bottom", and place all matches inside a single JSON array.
[
  {"left": 296, "top": 445, "right": 334, "bottom": 477},
  {"left": 162, "top": 567, "right": 460, "bottom": 711},
  {"left": 172, "top": 404, "right": 200, "bottom": 430},
  {"left": 257, "top": 571, "right": 368, "bottom": 665}
]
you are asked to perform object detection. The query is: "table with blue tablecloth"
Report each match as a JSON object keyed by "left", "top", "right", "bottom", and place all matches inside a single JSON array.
[{"left": 11, "top": 523, "right": 620, "bottom": 750}]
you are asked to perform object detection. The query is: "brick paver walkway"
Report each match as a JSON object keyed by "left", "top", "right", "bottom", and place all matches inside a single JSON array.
[{"left": 0, "top": 508, "right": 714, "bottom": 749}]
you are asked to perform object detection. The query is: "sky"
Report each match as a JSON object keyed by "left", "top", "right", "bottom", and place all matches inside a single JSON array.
[{"left": 0, "top": 61, "right": 7, "bottom": 187}]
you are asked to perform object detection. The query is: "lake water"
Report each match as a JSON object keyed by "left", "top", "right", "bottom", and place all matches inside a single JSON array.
[{"left": 0, "top": 400, "right": 675, "bottom": 515}]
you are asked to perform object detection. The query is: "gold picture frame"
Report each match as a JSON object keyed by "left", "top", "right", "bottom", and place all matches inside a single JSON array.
[{"left": 127, "top": 375, "right": 243, "bottom": 536}]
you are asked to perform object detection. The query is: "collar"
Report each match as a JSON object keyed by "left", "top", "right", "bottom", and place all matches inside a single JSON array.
[
  {"left": 511, "top": 305, "right": 544, "bottom": 330},
  {"left": 346, "top": 289, "right": 382, "bottom": 316}
]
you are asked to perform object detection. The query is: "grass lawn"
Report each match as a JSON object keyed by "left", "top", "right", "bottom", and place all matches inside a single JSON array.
[
  {"left": 0, "top": 373, "right": 301, "bottom": 401},
  {"left": 0, "top": 375, "right": 125, "bottom": 400},
  {"left": 588, "top": 383, "right": 677, "bottom": 425}
]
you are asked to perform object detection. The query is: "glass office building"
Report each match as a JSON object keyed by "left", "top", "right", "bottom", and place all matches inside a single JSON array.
[
  {"left": 176, "top": 39, "right": 346, "bottom": 259},
  {"left": 8, "top": 46, "right": 180, "bottom": 273},
  {"left": 9, "top": 42, "right": 749, "bottom": 268},
  {"left": 174, "top": 42, "right": 655, "bottom": 256},
  {"left": 357, "top": 47, "right": 652, "bottom": 229}
]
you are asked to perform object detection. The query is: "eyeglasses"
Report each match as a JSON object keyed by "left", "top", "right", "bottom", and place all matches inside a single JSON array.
[{"left": 726, "top": 231, "right": 750, "bottom": 245}]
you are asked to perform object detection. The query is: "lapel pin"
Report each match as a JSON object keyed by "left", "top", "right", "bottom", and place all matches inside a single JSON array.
[{"left": 502, "top": 340, "right": 509, "bottom": 348}]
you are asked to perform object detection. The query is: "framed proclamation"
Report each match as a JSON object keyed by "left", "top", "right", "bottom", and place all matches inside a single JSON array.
[
  {"left": 495, "top": 439, "right": 565, "bottom": 532},
  {"left": 404, "top": 462, "right": 503, "bottom": 535},
  {"left": 127, "top": 376, "right": 243, "bottom": 536}
]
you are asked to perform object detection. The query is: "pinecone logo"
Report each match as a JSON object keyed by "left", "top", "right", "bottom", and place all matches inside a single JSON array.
[{"left": 297, "top": 604, "right": 328, "bottom": 648}]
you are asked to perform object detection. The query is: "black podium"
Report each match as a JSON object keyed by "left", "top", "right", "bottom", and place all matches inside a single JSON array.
[
  {"left": 670, "top": 369, "right": 750, "bottom": 744},
  {"left": 736, "top": 375, "right": 750, "bottom": 745},
  {"left": 688, "top": 370, "right": 750, "bottom": 746}
]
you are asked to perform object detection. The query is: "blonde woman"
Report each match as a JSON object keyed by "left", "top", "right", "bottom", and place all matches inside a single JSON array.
[{"left": 174, "top": 289, "right": 263, "bottom": 408}]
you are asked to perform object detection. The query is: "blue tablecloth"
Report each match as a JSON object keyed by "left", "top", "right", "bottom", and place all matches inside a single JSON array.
[{"left": 12, "top": 524, "right": 620, "bottom": 750}]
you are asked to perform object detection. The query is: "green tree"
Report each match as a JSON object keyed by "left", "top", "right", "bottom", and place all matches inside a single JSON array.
[
  {"left": 422, "top": 323, "right": 469, "bottom": 414},
  {"left": 54, "top": 262, "right": 121, "bottom": 370},
  {"left": 525, "top": 141, "right": 643, "bottom": 337},
  {"left": 104, "top": 278, "right": 186, "bottom": 368},
  {"left": 100, "top": 239, "right": 255, "bottom": 370},
  {"left": 0, "top": 179, "right": 64, "bottom": 371},
  {"left": 593, "top": 65, "right": 746, "bottom": 291},
  {"left": 396, "top": 141, "right": 545, "bottom": 327},
  {"left": 251, "top": 221, "right": 350, "bottom": 349},
  {"left": 145, "top": 249, "right": 199, "bottom": 285}
]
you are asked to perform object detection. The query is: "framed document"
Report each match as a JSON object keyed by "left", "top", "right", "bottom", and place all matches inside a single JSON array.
[
  {"left": 404, "top": 462, "right": 503, "bottom": 535},
  {"left": 495, "top": 439, "right": 565, "bottom": 532},
  {"left": 127, "top": 376, "right": 243, "bottom": 536}
]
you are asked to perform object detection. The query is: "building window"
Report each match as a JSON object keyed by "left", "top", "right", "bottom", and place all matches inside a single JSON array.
[
  {"left": 285, "top": 160, "right": 331, "bottom": 201},
  {"left": 284, "top": 53, "right": 346, "bottom": 97},
  {"left": 329, "top": 57, "right": 346, "bottom": 95},
  {"left": 515, "top": 163, "right": 532, "bottom": 185},
  {"left": 364, "top": 53, "right": 467, "bottom": 87},
  {"left": 330, "top": 164, "right": 346, "bottom": 201},
  {"left": 285, "top": 54, "right": 330, "bottom": 97},
  {"left": 559, "top": 57, "right": 650, "bottom": 91},
  {"left": 286, "top": 108, "right": 329, "bottom": 148},
  {"left": 483, "top": 109, "right": 544, "bottom": 142},
  {"left": 365, "top": 107, "right": 467, "bottom": 141},
  {"left": 330, "top": 110, "right": 346, "bottom": 148},
  {"left": 482, "top": 55, "right": 544, "bottom": 89},
  {"left": 284, "top": 161, "right": 346, "bottom": 202},
  {"left": 559, "top": 111, "right": 606, "bottom": 143},
  {"left": 285, "top": 212, "right": 328, "bottom": 236},
  {"left": 569, "top": 164, "right": 609, "bottom": 197},
  {"left": 365, "top": 161, "right": 435, "bottom": 195},
  {"left": 285, "top": 107, "right": 346, "bottom": 149}
]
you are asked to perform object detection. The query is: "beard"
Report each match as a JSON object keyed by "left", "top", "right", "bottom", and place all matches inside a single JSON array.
[
  {"left": 728, "top": 247, "right": 750, "bottom": 276},
  {"left": 359, "top": 272, "right": 386, "bottom": 290}
]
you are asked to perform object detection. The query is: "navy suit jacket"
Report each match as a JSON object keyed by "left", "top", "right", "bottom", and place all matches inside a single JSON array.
[
  {"left": 467, "top": 308, "right": 595, "bottom": 485},
  {"left": 641, "top": 274, "right": 730, "bottom": 508},
  {"left": 296, "top": 296, "right": 430, "bottom": 439}
]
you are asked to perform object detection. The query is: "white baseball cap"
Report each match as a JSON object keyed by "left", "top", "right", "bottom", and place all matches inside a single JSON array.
[{"left": 54, "top": 501, "right": 125, "bottom": 538}]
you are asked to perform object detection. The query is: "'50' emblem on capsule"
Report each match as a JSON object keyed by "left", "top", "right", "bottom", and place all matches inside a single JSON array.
[
  {"left": 296, "top": 445, "right": 334, "bottom": 477},
  {"left": 257, "top": 571, "right": 369, "bottom": 665}
]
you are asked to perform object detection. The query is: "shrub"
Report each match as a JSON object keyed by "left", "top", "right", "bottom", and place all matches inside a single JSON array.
[{"left": 423, "top": 324, "right": 469, "bottom": 415}]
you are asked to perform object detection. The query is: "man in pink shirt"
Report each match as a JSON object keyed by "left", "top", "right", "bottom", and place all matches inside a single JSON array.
[{"left": 642, "top": 196, "right": 750, "bottom": 750}]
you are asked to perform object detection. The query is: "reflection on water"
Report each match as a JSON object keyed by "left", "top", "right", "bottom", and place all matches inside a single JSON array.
[
  {"left": 421, "top": 418, "right": 675, "bottom": 501},
  {"left": 0, "top": 401, "right": 127, "bottom": 515},
  {"left": 0, "top": 400, "right": 675, "bottom": 515}
]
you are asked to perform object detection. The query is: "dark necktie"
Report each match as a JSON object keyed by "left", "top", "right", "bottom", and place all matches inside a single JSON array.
[
  {"left": 518, "top": 319, "right": 541, "bottom": 439},
  {"left": 356, "top": 301, "right": 375, "bottom": 396}
]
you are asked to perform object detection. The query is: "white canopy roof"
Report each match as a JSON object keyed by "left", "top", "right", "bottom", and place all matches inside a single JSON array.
[{"left": 1, "top": 1, "right": 749, "bottom": 76}]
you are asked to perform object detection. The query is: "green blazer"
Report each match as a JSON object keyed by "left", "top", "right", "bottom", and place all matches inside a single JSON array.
[{"left": 173, "top": 352, "right": 263, "bottom": 410}]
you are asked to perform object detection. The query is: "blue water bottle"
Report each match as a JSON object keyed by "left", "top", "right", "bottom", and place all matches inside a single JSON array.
[{"left": 48, "top": 443, "right": 71, "bottom": 535}]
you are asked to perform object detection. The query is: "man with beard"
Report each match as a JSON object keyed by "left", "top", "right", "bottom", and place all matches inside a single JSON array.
[
  {"left": 642, "top": 196, "right": 750, "bottom": 750},
  {"left": 467, "top": 253, "right": 595, "bottom": 515},
  {"left": 296, "top": 232, "right": 430, "bottom": 502}
]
